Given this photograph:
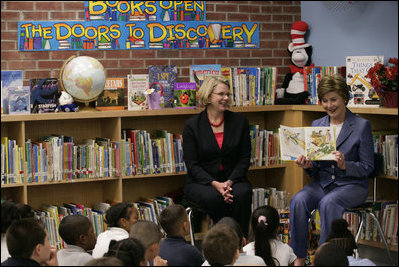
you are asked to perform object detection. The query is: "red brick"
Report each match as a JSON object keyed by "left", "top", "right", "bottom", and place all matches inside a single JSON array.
[
  {"left": 251, "top": 14, "right": 271, "bottom": 22},
  {"left": 239, "top": 5, "right": 261, "bottom": 13},
  {"left": 205, "top": 3, "right": 215, "bottom": 12},
  {"left": 51, "top": 12, "right": 77, "bottom": 20},
  {"left": 284, "top": 6, "right": 301, "bottom": 13},
  {"left": 79, "top": 50, "right": 105, "bottom": 59},
  {"left": 205, "top": 50, "right": 228, "bottom": 58},
  {"left": 7, "top": 1, "right": 35, "bottom": 10},
  {"left": 216, "top": 58, "right": 240, "bottom": 66},
  {"left": 273, "top": 32, "right": 289, "bottom": 40},
  {"left": 228, "top": 13, "right": 249, "bottom": 21},
  {"left": 1, "top": 31, "right": 18, "bottom": 41},
  {"left": 216, "top": 4, "right": 238, "bottom": 12},
  {"left": 1, "top": 51, "right": 21, "bottom": 60},
  {"left": 25, "top": 70, "right": 51, "bottom": 79},
  {"left": 36, "top": 2, "right": 63, "bottom": 10},
  {"left": 1, "top": 41, "right": 16, "bottom": 50},
  {"left": 273, "top": 49, "right": 290, "bottom": 57},
  {"left": 272, "top": 14, "right": 294, "bottom": 22},
  {"left": 145, "top": 60, "right": 170, "bottom": 67},
  {"left": 260, "top": 32, "right": 273, "bottom": 40},
  {"left": 131, "top": 50, "right": 156, "bottom": 58},
  {"left": 207, "top": 13, "right": 227, "bottom": 21},
  {"left": 1, "top": 62, "right": 8, "bottom": 70},
  {"left": 1, "top": 11, "right": 21, "bottom": 20},
  {"left": 106, "top": 50, "right": 131, "bottom": 58},
  {"left": 63, "top": 2, "right": 84, "bottom": 10},
  {"left": 77, "top": 12, "right": 85, "bottom": 20},
  {"left": 131, "top": 69, "right": 148, "bottom": 75},
  {"left": 262, "top": 6, "right": 283, "bottom": 13},
  {"left": 229, "top": 50, "right": 251, "bottom": 58},
  {"left": 169, "top": 59, "right": 193, "bottom": 67},
  {"left": 193, "top": 59, "right": 218, "bottom": 65},
  {"left": 252, "top": 49, "right": 272, "bottom": 58},
  {"left": 38, "top": 60, "right": 65, "bottom": 69},
  {"left": 106, "top": 68, "right": 132, "bottom": 78},
  {"left": 8, "top": 60, "right": 36, "bottom": 70},
  {"left": 239, "top": 58, "right": 261, "bottom": 66},
  {"left": 21, "top": 52, "right": 52, "bottom": 60},
  {"left": 101, "top": 60, "right": 119, "bottom": 68},
  {"left": 119, "top": 59, "right": 144, "bottom": 68},
  {"left": 7, "top": 21, "right": 18, "bottom": 31},
  {"left": 261, "top": 58, "right": 283, "bottom": 66},
  {"left": 157, "top": 50, "right": 179, "bottom": 58},
  {"left": 260, "top": 41, "right": 278, "bottom": 48},
  {"left": 273, "top": 1, "right": 293, "bottom": 5},
  {"left": 51, "top": 51, "right": 78, "bottom": 60},
  {"left": 180, "top": 50, "right": 204, "bottom": 58},
  {"left": 261, "top": 23, "right": 283, "bottom": 31},
  {"left": 23, "top": 12, "right": 49, "bottom": 20}
]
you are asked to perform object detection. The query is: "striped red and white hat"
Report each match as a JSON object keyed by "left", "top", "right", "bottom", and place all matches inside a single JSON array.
[{"left": 288, "top": 21, "right": 310, "bottom": 52}]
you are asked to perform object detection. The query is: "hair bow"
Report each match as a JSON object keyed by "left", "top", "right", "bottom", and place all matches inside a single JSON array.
[{"left": 258, "top": 215, "right": 268, "bottom": 226}]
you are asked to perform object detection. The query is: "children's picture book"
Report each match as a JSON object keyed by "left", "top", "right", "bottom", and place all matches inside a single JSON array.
[
  {"left": 30, "top": 78, "right": 59, "bottom": 113},
  {"left": 95, "top": 78, "right": 125, "bottom": 110},
  {"left": 1, "top": 70, "right": 23, "bottom": 114},
  {"left": 189, "top": 64, "right": 222, "bottom": 88},
  {"left": 346, "top": 56, "right": 384, "bottom": 107},
  {"left": 127, "top": 74, "right": 149, "bottom": 110},
  {"left": 148, "top": 65, "right": 177, "bottom": 108},
  {"left": 8, "top": 86, "right": 30, "bottom": 115},
  {"left": 173, "top": 82, "right": 197, "bottom": 109},
  {"left": 279, "top": 125, "right": 336, "bottom": 161}
]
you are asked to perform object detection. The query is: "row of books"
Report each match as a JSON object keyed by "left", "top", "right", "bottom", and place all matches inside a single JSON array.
[
  {"left": 1, "top": 137, "right": 24, "bottom": 184},
  {"left": 343, "top": 200, "right": 398, "bottom": 246},
  {"left": 373, "top": 132, "right": 398, "bottom": 177},
  {"left": 249, "top": 125, "right": 281, "bottom": 167}
]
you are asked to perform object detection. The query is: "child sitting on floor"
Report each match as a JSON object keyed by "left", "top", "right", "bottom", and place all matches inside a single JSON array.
[{"left": 57, "top": 214, "right": 97, "bottom": 266}]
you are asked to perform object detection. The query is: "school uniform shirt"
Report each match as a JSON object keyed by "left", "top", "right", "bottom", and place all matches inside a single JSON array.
[
  {"left": 57, "top": 244, "right": 93, "bottom": 266},
  {"left": 92, "top": 227, "right": 129, "bottom": 258},
  {"left": 202, "top": 252, "right": 266, "bottom": 266},
  {"left": 158, "top": 235, "right": 204, "bottom": 266},
  {"left": 1, "top": 234, "right": 10, "bottom": 264},
  {"left": 243, "top": 239, "right": 297, "bottom": 266},
  {"left": 1, "top": 258, "right": 40, "bottom": 266}
]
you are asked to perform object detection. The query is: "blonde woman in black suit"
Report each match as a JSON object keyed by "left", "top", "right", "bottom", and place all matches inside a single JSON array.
[{"left": 182, "top": 76, "right": 252, "bottom": 237}]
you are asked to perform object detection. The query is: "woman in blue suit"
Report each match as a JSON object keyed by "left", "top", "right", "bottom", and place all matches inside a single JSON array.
[
  {"left": 289, "top": 74, "right": 374, "bottom": 265},
  {"left": 183, "top": 76, "right": 252, "bottom": 237}
]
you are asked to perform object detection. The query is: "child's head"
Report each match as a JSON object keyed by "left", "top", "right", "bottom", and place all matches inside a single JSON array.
[
  {"left": 202, "top": 224, "right": 240, "bottom": 266},
  {"left": 159, "top": 204, "right": 189, "bottom": 237},
  {"left": 249, "top": 205, "right": 280, "bottom": 266},
  {"left": 1, "top": 201, "right": 35, "bottom": 234},
  {"left": 326, "top": 218, "right": 357, "bottom": 256},
  {"left": 59, "top": 214, "right": 97, "bottom": 251},
  {"left": 6, "top": 217, "right": 52, "bottom": 264},
  {"left": 216, "top": 217, "right": 244, "bottom": 250},
  {"left": 129, "top": 220, "right": 163, "bottom": 262},
  {"left": 104, "top": 238, "right": 146, "bottom": 266},
  {"left": 105, "top": 202, "right": 138, "bottom": 232},
  {"left": 313, "top": 242, "right": 349, "bottom": 266},
  {"left": 85, "top": 256, "right": 124, "bottom": 266}
]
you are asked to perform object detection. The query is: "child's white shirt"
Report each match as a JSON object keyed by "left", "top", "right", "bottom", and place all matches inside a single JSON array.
[
  {"left": 57, "top": 244, "right": 93, "bottom": 266},
  {"left": 243, "top": 239, "right": 297, "bottom": 266},
  {"left": 92, "top": 227, "right": 129, "bottom": 258}
]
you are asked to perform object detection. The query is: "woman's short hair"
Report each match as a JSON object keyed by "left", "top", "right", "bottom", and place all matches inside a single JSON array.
[
  {"left": 317, "top": 74, "right": 350, "bottom": 105},
  {"left": 197, "top": 76, "right": 232, "bottom": 107}
]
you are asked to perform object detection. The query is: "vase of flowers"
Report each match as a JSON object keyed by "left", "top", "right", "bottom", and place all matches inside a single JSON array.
[{"left": 366, "top": 58, "right": 398, "bottom": 108}]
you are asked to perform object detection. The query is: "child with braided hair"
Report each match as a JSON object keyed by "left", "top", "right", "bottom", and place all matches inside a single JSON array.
[{"left": 243, "top": 205, "right": 297, "bottom": 266}]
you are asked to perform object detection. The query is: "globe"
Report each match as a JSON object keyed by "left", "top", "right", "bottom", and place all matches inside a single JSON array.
[{"left": 59, "top": 56, "right": 106, "bottom": 104}]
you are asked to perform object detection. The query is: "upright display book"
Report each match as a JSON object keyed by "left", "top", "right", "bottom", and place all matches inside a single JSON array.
[
  {"left": 1, "top": 70, "right": 23, "bottom": 114},
  {"left": 148, "top": 65, "right": 178, "bottom": 108},
  {"left": 30, "top": 78, "right": 59, "bottom": 113},
  {"left": 279, "top": 125, "right": 336, "bottom": 161},
  {"left": 173, "top": 82, "right": 197, "bottom": 109},
  {"left": 346, "top": 56, "right": 384, "bottom": 107},
  {"left": 8, "top": 86, "right": 30, "bottom": 115},
  {"left": 189, "top": 64, "right": 222, "bottom": 88},
  {"left": 96, "top": 78, "right": 125, "bottom": 110},
  {"left": 127, "top": 74, "right": 149, "bottom": 110}
]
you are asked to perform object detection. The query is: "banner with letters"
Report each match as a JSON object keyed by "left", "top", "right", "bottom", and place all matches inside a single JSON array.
[
  {"left": 18, "top": 21, "right": 259, "bottom": 51},
  {"left": 84, "top": 1, "right": 206, "bottom": 22}
]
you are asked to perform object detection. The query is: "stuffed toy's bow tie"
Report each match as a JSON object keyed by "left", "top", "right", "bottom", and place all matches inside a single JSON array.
[{"left": 290, "top": 63, "right": 314, "bottom": 74}]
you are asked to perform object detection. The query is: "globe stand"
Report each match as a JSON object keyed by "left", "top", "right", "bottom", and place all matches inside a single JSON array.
[{"left": 77, "top": 100, "right": 98, "bottom": 112}]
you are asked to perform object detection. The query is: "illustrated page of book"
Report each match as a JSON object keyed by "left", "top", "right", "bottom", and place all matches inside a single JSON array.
[
  {"left": 305, "top": 126, "right": 336, "bottom": 160},
  {"left": 279, "top": 125, "right": 305, "bottom": 160}
]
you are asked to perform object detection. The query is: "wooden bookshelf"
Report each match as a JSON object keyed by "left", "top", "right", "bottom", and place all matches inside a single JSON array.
[{"left": 1, "top": 105, "right": 397, "bottom": 251}]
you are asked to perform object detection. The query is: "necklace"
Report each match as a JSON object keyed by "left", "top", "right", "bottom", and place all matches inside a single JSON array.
[{"left": 209, "top": 113, "right": 224, "bottom": 127}]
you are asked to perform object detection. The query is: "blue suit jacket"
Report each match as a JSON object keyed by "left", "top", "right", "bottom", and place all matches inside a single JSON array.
[{"left": 307, "top": 108, "right": 374, "bottom": 189}]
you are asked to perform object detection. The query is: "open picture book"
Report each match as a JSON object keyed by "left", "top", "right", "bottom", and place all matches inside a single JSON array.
[{"left": 279, "top": 125, "right": 337, "bottom": 161}]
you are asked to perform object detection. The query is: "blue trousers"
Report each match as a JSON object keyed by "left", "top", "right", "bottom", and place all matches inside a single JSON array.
[{"left": 289, "top": 181, "right": 368, "bottom": 258}]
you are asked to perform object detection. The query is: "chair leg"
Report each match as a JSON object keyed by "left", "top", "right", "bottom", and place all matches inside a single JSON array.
[
  {"left": 186, "top": 207, "right": 195, "bottom": 246},
  {"left": 367, "top": 211, "right": 395, "bottom": 266},
  {"left": 353, "top": 212, "right": 364, "bottom": 259}
]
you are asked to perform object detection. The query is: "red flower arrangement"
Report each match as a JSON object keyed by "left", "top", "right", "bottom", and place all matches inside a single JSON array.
[{"left": 366, "top": 58, "right": 398, "bottom": 97}]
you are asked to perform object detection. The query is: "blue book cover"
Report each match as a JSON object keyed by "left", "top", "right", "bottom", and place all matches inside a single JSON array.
[
  {"left": 189, "top": 64, "right": 222, "bottom": 88},
  {"left": 1, "top": 70, "right": 23, "bottom": 114},
  {"left": 148, "top": 65, "right": 177, "bottom": 108},
  {"left": 8, "top": 86, "right": 30, "bottom": 115}
]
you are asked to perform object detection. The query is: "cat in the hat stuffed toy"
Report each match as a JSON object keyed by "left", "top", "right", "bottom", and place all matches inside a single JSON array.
[{"left": 275, "top": 20, "right": 313, "bottom": 105}]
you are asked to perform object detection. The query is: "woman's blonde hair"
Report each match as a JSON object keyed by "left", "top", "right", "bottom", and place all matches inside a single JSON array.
[
  {"left": 317, "top": 74, "right": 350, "bottom": 105},
  {"left": 197, "top": 76, "right": 232, "bottom": 107}
]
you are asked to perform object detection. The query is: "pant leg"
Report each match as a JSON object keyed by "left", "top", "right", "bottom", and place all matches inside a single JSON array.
[
  {"left": 318, "top": 183, "right": 368, "bottom": 244},
  {"left": 289, "top": 181, "right": 325, "bottom": 258},
  {"left": 183, "top": 183, "right": 229, "bottom": 222},
  {"left": 230, "top": 181, "right": 252, "bottom": 237}
]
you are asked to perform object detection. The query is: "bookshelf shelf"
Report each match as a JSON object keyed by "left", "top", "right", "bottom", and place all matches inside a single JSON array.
[
  {"left": 358, "top": 239, "right": 398, "bottom": 252},
  {"left": 1, "top": 105, "right": 397, "bottom": 252}
]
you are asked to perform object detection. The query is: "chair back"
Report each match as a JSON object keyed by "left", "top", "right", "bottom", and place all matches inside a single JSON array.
[{"left": 369, "top": 153, "right": 383, "bottom": 179}]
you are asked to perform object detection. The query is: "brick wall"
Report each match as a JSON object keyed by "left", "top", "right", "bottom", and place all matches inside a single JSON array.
[{"left": 1, "top": 1, "right": 301, "bottom": 86}]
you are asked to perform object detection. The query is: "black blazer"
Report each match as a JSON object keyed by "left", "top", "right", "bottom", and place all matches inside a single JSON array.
[{"left": 183, "top": 109, "right": 251, "bottom": 185}]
